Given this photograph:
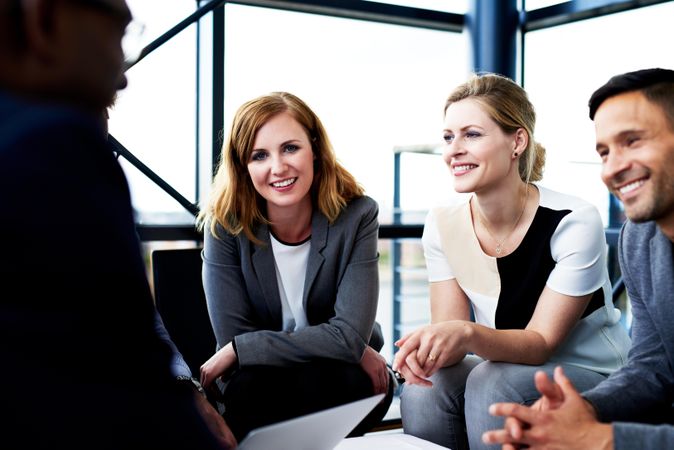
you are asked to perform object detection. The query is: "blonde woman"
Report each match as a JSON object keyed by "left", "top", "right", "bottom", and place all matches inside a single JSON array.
[
  {"left": 198, "top": 92, "right": 391, "bottom": 442},
  {"left": 393, "top": 74, "right": 631, "bottom": 450}
]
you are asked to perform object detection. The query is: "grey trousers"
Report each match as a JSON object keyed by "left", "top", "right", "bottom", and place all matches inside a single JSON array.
[{"left": 400, "top": 355, "right": 607, "bottom": 450}]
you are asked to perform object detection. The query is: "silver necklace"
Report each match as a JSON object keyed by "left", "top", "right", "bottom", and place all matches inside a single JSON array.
[{"left": 476, "top": 185, "right": 529, "bottom": 255}]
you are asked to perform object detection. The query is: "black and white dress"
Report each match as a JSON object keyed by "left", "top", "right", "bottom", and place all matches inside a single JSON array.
[{"left": 423, "top": 184, "right": 630, "bottom": 373}]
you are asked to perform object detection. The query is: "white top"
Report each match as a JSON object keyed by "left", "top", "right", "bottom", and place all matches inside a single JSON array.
[{"left": 271, "top": 234, "right": 310, "bottom": 332}]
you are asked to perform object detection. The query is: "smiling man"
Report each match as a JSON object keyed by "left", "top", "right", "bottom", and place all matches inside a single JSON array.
[{"left": 481, "top": 68, "right": 674, "bottom": 450}]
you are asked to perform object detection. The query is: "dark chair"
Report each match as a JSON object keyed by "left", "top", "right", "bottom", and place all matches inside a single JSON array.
[
  {"left": 151, "top": 247, "right": 216, "bottom": 381},
  {"left": 611, "top": 276, "right": 632, "bottom": 336},
  {"left": 612, "top": 276, "right": 625, "bottom": 303}
]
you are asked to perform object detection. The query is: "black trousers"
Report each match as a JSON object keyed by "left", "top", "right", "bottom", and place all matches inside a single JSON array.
[{"left": 221, "top": 359, "right": 394, "bottom": 442}]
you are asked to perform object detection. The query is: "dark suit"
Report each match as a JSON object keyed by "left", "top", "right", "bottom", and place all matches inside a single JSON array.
[
  {"left": 203, "top": 195, "right": 390, "bottom": 440},
  {"left": 0, "top": 91, "right": 222, "bottom": 449}
]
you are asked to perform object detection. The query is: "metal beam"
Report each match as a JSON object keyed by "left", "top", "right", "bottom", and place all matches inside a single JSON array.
[
  {"left": 109, "top": 135, "right": 200, "bottom": 217},
  {"left": 524, "top": 0, "right": 671, "bottom": 32},
  {"left": 137, "top": 224, "right": 202, "bottom": 242},
  {"left": 195, "top": 0, "right": 202, "bottom": 208},
  {"left": 126, "top": 0, "right": 461, "bottom": 75},
  {"left": 213, "top": 5, "right": 225, "bottom": 177},
  {"left": 136, "top": 223, "right": 425, "bottom": 241},
  {"left": 468, "top": 0, "right": 519, "bottom": 79},
  {"left": 226, "top": 0, "right": 463, "bottom": 32},
  {"left": 125, "top": 0, "right": 226, "bottom": 71}
]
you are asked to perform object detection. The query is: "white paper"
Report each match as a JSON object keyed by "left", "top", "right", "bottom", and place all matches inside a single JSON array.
[{"left": 335, "top": 433, "right": 450, "bottom": 449}]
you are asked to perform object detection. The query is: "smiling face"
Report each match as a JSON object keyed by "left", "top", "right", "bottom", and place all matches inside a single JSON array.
[
  {"left": 595, "top": 90, "right": 674, "bottom": 226},
  {"left": 247, "top": 111, "right": 315, "bottom": 216},
  {"left": 442, "top": 98, "right": 522, "bottom": 194}
]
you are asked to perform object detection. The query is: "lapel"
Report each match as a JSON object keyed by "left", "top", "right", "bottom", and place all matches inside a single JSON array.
[
  {"left": 304, "top": 209, "right": 328, "bottom": 308},
  {"left": 251, "top": 223, "right": 283, "bottom": 325},
  {"left": 649, "top": 227, "right": 674, "bottom": 339}
]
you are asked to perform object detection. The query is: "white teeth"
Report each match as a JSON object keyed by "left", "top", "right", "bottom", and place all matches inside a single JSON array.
[
  {"left": 619, "top": 179, "right": 645, "bottom": 195},
  {"left": 272, "top": 178, "right": 296, "bottom": 188},
  {"left": 453, "top": 164, "right": 477, "bottom": 172}
]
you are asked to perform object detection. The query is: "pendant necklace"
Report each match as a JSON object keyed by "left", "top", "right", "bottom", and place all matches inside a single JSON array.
[{"left": 477, "top": 185, "right": 529, "bottom": 255}]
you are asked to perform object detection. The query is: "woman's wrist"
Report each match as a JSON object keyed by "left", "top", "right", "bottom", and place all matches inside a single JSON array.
[
  {"left": 224, "top": 341, "right": 239, "bottom": 366},
  {"left": 459, "top": 320, "right": 475, "bottom": 351}
]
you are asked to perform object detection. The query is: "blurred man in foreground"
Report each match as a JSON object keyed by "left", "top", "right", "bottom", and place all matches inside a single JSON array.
[{"left": 0, "top": 1, "right": 234, "bottom": 447}]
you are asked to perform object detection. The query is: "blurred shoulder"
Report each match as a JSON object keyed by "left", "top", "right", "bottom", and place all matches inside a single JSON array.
[
  {"left": 1, "top": 93, "right": 105, "bottom": 172},
  {"left": 0, "top": 91, "right": 102, "bottom": 145}
]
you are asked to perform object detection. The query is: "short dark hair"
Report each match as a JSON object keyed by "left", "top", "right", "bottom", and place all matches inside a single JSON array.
[{"left": 588, "top": 68, "right": 674, "bottom": 119}]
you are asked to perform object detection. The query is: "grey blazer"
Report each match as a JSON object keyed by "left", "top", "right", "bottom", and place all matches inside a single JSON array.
[
  {"left": 583, "top": 220, "right": 674, "bottom": 449},
  {"left": 202, "top": 195, "right": 383, "bottom": 368}
]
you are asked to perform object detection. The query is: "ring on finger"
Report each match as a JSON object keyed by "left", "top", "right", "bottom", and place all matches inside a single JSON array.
[{"left": 428, "top": 354, "right": 436, "bottom": 362}]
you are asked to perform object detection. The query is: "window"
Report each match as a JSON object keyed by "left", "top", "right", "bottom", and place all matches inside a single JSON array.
[
  {"left": 524, "top": 1, "right": 674, "bottom": 225},
  {"left": 223, "top": 3, "right": 468, "bottom": 224},
  {"left": 108, "top": 0, "right": 199, "bottom": 225}
]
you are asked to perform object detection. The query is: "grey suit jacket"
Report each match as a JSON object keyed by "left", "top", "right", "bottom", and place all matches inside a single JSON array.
[
  {"left": 202, "top": 195, "right": 383, "bottom": 368},
  {"left": 583, "top": 220, "right": 674, "bottom": 449}
]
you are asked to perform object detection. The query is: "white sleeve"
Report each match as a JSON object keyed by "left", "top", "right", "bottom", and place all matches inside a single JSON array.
[
  {"left": 422, "top": 209, "right": 455, "bottom": 282},
  {"left": 547, "top": 204, "right": 608, "bottom": 296}
]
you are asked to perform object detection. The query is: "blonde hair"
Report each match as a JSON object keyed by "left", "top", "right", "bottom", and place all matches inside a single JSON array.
[
  {"left": 198, "top": 92, "right": 363, "bottom": 243},
  {"left": 445, "top": 73, "right": 546, "bottom": 182}
]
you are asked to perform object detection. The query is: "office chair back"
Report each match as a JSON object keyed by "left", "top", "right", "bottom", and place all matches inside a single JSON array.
[{"left": 151, "top": 247, "right": 216, "bottom": 378}]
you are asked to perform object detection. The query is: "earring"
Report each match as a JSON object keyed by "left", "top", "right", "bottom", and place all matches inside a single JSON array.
[{"left": 513, "top": 152, "right": 519, "bottom": 157}]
